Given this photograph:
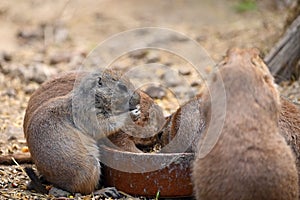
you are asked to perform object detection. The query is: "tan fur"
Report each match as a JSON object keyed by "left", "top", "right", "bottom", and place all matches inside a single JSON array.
[
  {"left": 192, "top": 48, "right": 299, "bottom": 200},
  {"left": 23, "top": 70, "right": 164, "bottom": 194}
]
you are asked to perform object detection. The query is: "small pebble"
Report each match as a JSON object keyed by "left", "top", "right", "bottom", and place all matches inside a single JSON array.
[
  {"left": 129, "top": 50, "right": 148, "bottom": 59},
  {"left": 11, "top": 182, "right": 18, "bottom": 188},
  {"left": 7, "top": 146, "right": 13, "bottom": 154},
  {"left": 24, "top": 82, "right": 39, "bottom": 94},
  {"left": 179, "top": 68, "right": 191, "bottom": 76},
  {"left": 0, "top": 51, "right": 12, "bottom": 62},
  {"left": 12, "top": 144, "right": 19, "bottom": 150},
  {"left": 187, "top": 87, "right": 199, "bottom": 99},
  {"left": 18, "top": 63, "right": 57, "bottom": 84},
  {"left": 74, "top": 193, "right": 82, "bottom": 198},
  {"left": 191, "top": 80, "right": 201, "bottom": 87},
  {"left": 18, "top": 139, "right": 27, "bottom": 144},
  {"left": 17, "top": 28, "right": 44, "bottom": 41},
  {"left": 162, "top": 71, "right": 181, "bottom": 87},
  {"left": 21, "top": 146, "right": 29, "bottom": 153},
  {"left": 54, "top": 26, "right": 69, "bottom": 43},
  {"left": 145, "top": 86, "right": 166, "bottom": 99},
  {"left": 49, "top": 187, "right": 71, "bottom": 197},
  {"left": 7, "top": 135, "right": 17, "bottom": 141},
  {"left": 163, "top": 61, "right": 173, "bottom": 66},
  {"left": 3, "top": 88, "right": 16, "bottom": 98},
  {"left": 49, "top": 52, "right": 71, "bottom": 65},
  {"left": 146, "top": 52, "right": 160, "bottom": 63}
]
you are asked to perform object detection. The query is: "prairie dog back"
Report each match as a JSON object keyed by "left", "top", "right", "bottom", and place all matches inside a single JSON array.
[{"left": 192, "top": 48, "right": 299, "bottom": 200}]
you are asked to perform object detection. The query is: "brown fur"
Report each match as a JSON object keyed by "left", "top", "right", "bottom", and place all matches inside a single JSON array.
[
  {"left": 107, "top": 90, "right": 165, "bottom": 153},
  {"left": 192, "top": 48, "right": 299, "bottom": 200},
  {"left": 159, "top": 94, "right": 206, "bottom": 153},
  {"left": 279, "top": 97, "right": 300, "bottom": 192},
  {"left": 23, "top": 70, "right": 164, "bottom": 194}
]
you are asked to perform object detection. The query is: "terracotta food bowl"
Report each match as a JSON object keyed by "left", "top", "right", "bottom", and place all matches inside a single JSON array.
[{"left": 100, "top": 145, "right": 194, "bottom": 198}]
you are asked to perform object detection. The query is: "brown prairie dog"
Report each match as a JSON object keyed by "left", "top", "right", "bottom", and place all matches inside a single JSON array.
[
  {"left": 192, "top": 48, "right": 298, "bottom": 200},
  {"left": 23, "top": 70, "right": 164, "bottom": 194}
]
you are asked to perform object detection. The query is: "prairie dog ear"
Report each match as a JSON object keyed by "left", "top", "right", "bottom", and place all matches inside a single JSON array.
[{"left": 248, "top": 52, "right": 280, "bottom": 107}]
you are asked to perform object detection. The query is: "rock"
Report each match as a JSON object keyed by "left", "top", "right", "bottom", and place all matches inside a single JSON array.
[
  {"left": 17, "top": 23, "right": 69, "bottom": 45},
  {"left": 16, "top": 27, "right": 44, "bottom": 41},
  {"left": 145, "top": 86, "right": 166, "bottom": 99},
  {"left": 164, "top": 61, "right": 173, "bottom": 66},
  {"left": 54, "top": 26, "right": 69, "bottom": 43},
  {"left": 0, "top": 63, "right": 11, "bottom": 74},
  {"left": 172, "top": 85, "right": 187, "bottom": 97},
  {"left": 4, "top": 63, "right": 57, "bottom": 84},
  {"left": 49, "top": 187, "right": 71, "bottom": 197},
  {"left": 162, "top": 70, "right": 181, "bottom": 87},
  {"left": 49, "top": 52, "right": 71, "bottom": 65},
  {"left": 146, "top": 52, "right": 160, "bottom": 63},
  {"left": 187, "top": 87, "right": 199, "bottom": 98},
  {"left": 191, "top": 80, "right": 202, "bottom": 87},
  {"left": 7, "top": 136, "right": 17, "bottom": 141},
  {"left": 20, "top": 63, "right": 57, "bottom": 83},
  {"left": 0, "top": 52, "right": 12, "bottom": 62},
  {"left": 93, "top": 187, "right": 121, "bottom": 198},
  {"left": 2, "top": 88, "right": 16, "bottom": 98},
  {"left": 129, "top": 50, "right": 148, "bottom": 59},
  {"left": 179, "top": 68, "right": 191, "bottom": 75},
  {"left": 24, "top": 83, "right": 39, "bottom": 95},
  {"left": 172, "top": 86, "right": 197, "bottom": 102},
  {"left": 74, "top": 193, "right": 82, "bottom": 198}
]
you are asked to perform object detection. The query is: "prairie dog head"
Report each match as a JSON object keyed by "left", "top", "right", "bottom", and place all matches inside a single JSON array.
[
  {"left": 126, "top": 90, "right": 165, "bottom": 139},
  {"left": 217, "top": 48, "right": 280, "bottom": 116},
  {"left": 72, "top": 70, "right": 140, "bottom": 138}
]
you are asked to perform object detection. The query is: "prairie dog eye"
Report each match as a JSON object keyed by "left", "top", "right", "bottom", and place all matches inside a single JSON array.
[{"left": 97, "top": 77, "right": 102, "bottom": 86}]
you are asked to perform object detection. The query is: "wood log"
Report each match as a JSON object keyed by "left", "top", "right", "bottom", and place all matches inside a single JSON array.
[
  {"left": 0, "top": 153, "right": 32, "bottom": 165},
  {"left": 264, "top": 14, "right": 300, "bottom": 82}
]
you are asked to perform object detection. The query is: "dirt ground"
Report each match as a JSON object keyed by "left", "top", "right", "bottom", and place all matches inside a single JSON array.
[{"left": 0, "top": 0, "right": 299, "bottom": 199}]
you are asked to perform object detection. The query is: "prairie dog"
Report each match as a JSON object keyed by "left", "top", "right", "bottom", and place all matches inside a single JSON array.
[
  {"left": 192, "top": 48, "right": 299, "bottom": 200},
  {"left": 23, "top": 70, "right": 164, "bottom": 194}
]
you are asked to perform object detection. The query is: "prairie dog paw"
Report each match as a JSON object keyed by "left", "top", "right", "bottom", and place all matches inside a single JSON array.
[{"left": 130, "top": 104, "right": 141, "bottom": 121}]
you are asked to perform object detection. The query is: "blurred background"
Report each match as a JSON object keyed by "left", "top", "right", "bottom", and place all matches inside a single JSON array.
[{"left": 0, "top": 0, "right": 296, "bottom": 56}]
